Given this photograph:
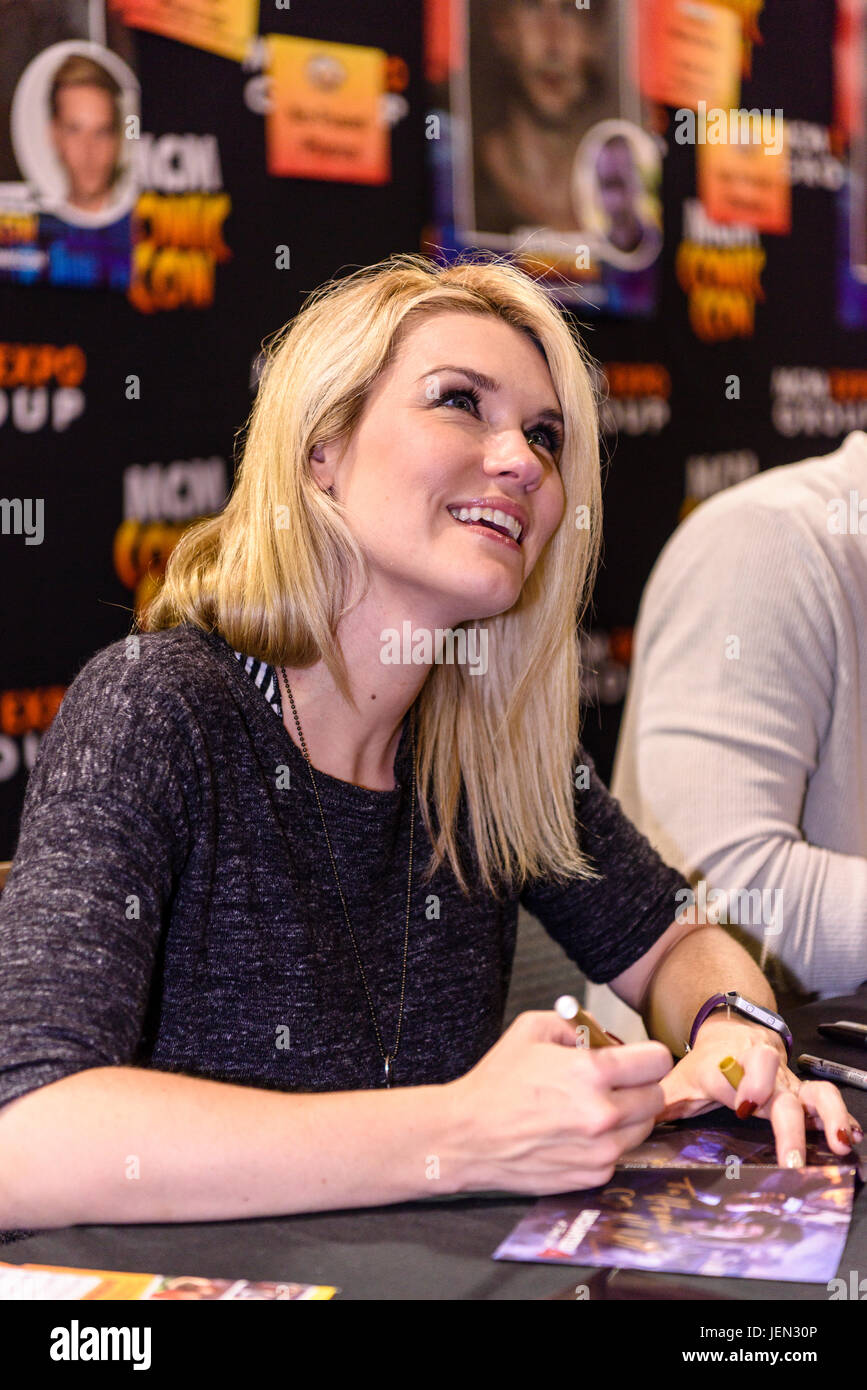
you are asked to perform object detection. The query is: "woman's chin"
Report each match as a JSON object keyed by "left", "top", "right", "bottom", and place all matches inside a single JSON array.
[{"left": 445, "top": 580, "right": 522, "bottom": 622}]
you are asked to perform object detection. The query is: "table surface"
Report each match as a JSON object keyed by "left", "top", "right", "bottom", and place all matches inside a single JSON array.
[{"left": 4, "top": 989, "right": 867, "bottom": 1300}]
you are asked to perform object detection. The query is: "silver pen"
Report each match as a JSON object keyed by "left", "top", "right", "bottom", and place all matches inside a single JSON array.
[{"left": 797, "top": 1052, "right": 867, "bottom": 1090}]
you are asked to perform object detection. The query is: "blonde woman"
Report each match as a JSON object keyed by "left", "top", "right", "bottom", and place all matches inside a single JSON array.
[{"left": 0, "top": 252, "right": 859, "bottom": 1233}]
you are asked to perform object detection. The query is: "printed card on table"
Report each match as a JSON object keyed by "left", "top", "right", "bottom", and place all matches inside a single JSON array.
[
  {"left": 494, "top": 1166, "right": 855, "bottom": 1283},
  {"left": 0, "top": 1261, "right": 337, "bottom": 1300},
  {"left": 265, "top": 35, "right": 390, "bottom": 185},
  {"left": 615, "top": 1123, "right": 847, "bottom": 1170},
  {"left": 494, "top": 1124, "right": 860, "bottom": 1284}
]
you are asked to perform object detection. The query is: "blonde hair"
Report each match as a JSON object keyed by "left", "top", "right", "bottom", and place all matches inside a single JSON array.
[{"left": 139, "top": 250, "right": 604, "bottom": 899}]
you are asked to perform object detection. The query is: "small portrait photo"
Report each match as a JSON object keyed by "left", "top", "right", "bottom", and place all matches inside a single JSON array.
[
  {"left": 457, "top": 0, "right": 620, "bottom": 239},
  {"left": 572, "top": 118, "right": 663, "bottom": 270},
  {"left": 10, "top": 40, "right": 139, "bottom": 228}
]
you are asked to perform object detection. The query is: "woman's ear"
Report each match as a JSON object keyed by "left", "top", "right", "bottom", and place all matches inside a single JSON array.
[
  {"left": 309, "top": 441, "right": 333, "bottom": 493},
  {"left": 310, "top": 439, "right": 340, "bottom": 496}
]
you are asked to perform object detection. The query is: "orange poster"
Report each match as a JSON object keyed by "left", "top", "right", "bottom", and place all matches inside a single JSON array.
[
  {"left": 425, "top": 0, "right": 452, "bottom": 85},
  {"left": 265, "top": 35, "right": 390, "bottom": 185},
  {"left": 698, "top": 121, "right": 790, "bottom": 233},
  {"left": 118, "top": 0, "right": 259, "bottom": 63},
  {"left": 638, "top": 0, "right": 741, "bottom": 110}
]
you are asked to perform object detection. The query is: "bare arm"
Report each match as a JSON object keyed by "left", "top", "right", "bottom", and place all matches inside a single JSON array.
[
  {"left": 607, "top": 918, "right": 861, "bottom": 1165},
  {"left": 639, "top": 924, "right": 780, "bottom": 1057},
  {"left": 608, "top": 917, "right": 780, "bottom": 1054},
  {"left": 0, "top": 1013, "right": 683, "bottom": 1227},
  {"left": 0, "top": 1066, "right": 467, "bottom": 1230}
]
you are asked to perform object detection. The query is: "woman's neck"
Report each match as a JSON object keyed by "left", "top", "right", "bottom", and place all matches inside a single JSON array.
[{"left": 273, "top": 601, "right": 434, "bottom": 790}]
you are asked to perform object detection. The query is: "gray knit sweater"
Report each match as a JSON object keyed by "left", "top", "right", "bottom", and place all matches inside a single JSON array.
[{"left": 0, "top": 622, "right": 689, "bottom": 1111}]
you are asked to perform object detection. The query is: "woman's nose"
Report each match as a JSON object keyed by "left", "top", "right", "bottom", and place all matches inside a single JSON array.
[{"left": 483, "top": 431, "right": 545, "bottom": 481}]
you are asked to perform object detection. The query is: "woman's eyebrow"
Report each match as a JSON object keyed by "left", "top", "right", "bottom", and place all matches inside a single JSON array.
[
  {"left": 417, "top": 364, "right": 564, "bottom": 424},
  {"left": 419, "top": 363, "right": 498, "bottom": 393}
]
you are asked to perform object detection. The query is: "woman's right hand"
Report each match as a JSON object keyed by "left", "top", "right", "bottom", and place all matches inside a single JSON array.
[{"left": 443, "top": 1010, "right": 672, "bottom": 1195}]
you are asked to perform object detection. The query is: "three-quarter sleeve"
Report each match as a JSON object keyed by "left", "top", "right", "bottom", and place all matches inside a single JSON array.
[
  {"left": 520, "top": 747, "right": 690, "bottom": 984},
  {"left": 0, "top": 643, "right": 199, "bottom": 1111}
]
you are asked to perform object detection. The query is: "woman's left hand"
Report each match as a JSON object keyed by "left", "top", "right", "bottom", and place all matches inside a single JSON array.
[{"left": 655, "top": 1015, "right": 864, "bottom": 1166}]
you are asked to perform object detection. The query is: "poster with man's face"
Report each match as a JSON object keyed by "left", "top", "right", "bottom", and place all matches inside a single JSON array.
[
  {"left": 433, "top": 0, "right": 663, "bottom": 315},
  {"left": 0, "top": 1, "right": 139, "bottom": 288}
]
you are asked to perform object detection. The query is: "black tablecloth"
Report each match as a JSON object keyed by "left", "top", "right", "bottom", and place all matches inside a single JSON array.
[{"left": 4, "top": 989, "right": 867, "bottom": 1301}]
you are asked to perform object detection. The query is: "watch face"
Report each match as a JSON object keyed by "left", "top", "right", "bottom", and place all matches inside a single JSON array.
[{"left": 729, "top": 993, "right": 777, "bottom": 1027}]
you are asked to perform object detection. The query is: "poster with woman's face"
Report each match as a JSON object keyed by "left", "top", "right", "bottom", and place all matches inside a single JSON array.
[
  {"left": 439, "top": 0, "right": 663, "bottom": 314},
  {"left": 0, "top": 2, "right": 139, "bottom": 287}
]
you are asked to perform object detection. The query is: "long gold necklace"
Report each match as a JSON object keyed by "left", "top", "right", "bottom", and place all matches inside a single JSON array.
[{"left": 280, "top": 667, "right": 416, "bottom": 1088}]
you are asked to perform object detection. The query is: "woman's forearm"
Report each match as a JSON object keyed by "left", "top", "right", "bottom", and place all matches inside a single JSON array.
[
  {"left": 642, "top": 924, "right": 779, "bottom": 1057},
  {"left": 0, "top": 1065, "right": 469, "bottom": 1229}
]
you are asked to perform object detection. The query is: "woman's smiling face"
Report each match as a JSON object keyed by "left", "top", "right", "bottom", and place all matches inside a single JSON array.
[{"left": 313, "top": 310, "right": 567, "bottom": 627}]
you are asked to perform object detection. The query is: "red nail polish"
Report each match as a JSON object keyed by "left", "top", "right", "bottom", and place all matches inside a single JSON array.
[
  {"left": 837, "top": 1128, "right": 854, "bottom": 1147},
  {"left": 736, "top": 1100, "right": 757, "bottom": 1119}
]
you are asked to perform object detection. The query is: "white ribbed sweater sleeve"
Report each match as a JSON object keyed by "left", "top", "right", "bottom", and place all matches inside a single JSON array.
[{"left": 611, "top": 498, "right": 867, "bottom": 999}]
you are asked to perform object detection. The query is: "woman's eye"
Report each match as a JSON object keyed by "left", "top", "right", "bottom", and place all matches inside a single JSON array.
[
  {"left": 527, "top": 424, "right": 564, "bottom": 459},
  {"left": 438, "top": 389, "right": 562, "bottom": 462},
  {"left": 439, "top": 387, "right": 480, "bottom": 412}
]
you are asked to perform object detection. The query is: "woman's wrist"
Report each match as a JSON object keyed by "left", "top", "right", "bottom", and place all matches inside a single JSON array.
[
  {"left": 434, "top": 1076, "right": 485, "bottom": 1195},
  {"left": 692, "top": 1010, "right": 789, "bottom": 1060}
]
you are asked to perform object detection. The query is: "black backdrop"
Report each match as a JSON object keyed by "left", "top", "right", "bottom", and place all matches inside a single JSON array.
[{"left": 1, "top": 0, "right": 865, "bottom": 859}]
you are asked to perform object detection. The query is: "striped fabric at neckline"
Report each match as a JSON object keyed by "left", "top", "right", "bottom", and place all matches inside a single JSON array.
[{"left": 232, "top": 649, "right": 284, "bottom": 721}]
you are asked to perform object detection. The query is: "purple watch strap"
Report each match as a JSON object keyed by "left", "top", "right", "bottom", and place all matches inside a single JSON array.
[
  {"left": 688, "top": 993, "right": 728, "bottom": 1050},
  {"left": 688, "top": 992, "right": 793, "bottom": 1058}
]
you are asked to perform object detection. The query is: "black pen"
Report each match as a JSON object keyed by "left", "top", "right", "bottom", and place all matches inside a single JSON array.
[
  {"left": 817, "top": 1020, "right": 867, "bottom": 1046},
  {"left": 797, "top": 1052, "right": 867, "bottom": 1090}
]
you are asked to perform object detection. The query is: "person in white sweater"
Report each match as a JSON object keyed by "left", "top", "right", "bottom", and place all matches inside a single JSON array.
[{"left": 586, "top": 430, "right": 867, "bottom": 1040}]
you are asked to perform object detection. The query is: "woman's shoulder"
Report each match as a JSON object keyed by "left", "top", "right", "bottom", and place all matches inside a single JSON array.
[
  {"left": 35, "top": 624, "right": 221, "bottom": 773},
  {"left": 19, "top": 625, "right": 222, "bottom": 820},
  {"left": 64, "top": 623, "right": 218, "bottom": 711}
]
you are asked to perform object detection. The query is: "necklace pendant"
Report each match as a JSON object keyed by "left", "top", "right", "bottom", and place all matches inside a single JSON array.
[{"left": 384, "top": 1055, "right": 392, "bottom": 1088}]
